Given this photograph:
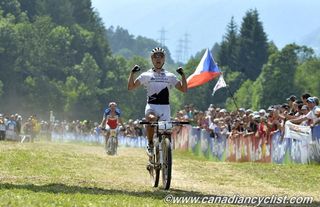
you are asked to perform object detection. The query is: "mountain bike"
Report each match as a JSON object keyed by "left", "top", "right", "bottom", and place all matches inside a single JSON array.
[
  {"left": 101, "top": 128, "right": 118, "bottom": 155},
  {"left": 139, "top": 120, "right": 189, "bottom": 190}
]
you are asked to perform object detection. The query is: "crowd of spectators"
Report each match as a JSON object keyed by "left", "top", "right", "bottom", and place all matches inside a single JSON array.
[
  {"left": 0, "top": 113, "right": 23, "bottom": 141},
  {"left": 0, "top": 113, "right": 144, "bottom": 142},
  {"left": 0, "top": 113, "right": 44, "bottom": 141},
  {"left": 173, "top": 93, "right": 320, "bottom": 139},
  {"left": 1, "top": 93, "right": 319, "bottom": 142},
  {"left": 50, "top": 118, "right": 144, "bottom": 139}
]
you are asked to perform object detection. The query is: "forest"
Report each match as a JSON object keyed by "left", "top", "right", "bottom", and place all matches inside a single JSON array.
[{"left": 0, "top": 0, "right": 319, "bottom": 121}]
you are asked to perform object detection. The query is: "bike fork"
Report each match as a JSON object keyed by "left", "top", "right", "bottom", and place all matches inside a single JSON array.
[{"left": 158, "top": 142, "right": 163, "bottom": 168}]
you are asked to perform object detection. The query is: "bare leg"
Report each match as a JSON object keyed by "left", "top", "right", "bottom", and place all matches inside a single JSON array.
[
  {"left": 104, "top": 131, "right": 110, "bottom": 151},
  {"left": 146, "top": 113, "right": 157, "bottom": 146}
]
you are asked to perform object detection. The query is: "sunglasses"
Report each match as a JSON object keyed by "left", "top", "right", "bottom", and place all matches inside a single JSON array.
[{"left": 152, "top": 53, "right": 164, "bottom": 58}]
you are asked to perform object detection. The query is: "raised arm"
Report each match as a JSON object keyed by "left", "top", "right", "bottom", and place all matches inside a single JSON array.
[
  {"left": 175, "top": 67, "right": 187, "bottom": 93},
  {"left": 289, "top": 116, "right": 308, "bottom": 124},
  {"left": 128, "top": 65, "right": 141, "bottom": 90}
]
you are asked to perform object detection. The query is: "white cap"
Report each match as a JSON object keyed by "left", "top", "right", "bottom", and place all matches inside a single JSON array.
[{"left": 259, "top": 109, "right": 266, "bottom": 114}]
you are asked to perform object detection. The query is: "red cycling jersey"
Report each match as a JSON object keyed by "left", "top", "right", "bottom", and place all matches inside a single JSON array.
[{"left": 106, "top": 115, "right": 118, "bottom": 129}]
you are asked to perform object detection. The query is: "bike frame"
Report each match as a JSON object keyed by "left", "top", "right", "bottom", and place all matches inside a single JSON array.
[{"left": 140, "top": 120, "right": 189, "bottom": 190}]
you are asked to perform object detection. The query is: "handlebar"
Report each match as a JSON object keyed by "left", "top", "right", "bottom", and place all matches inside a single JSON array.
[
  {"left": 99, "top": 127, "right": 118, "bottom": 131},
  {"left": 139, "top": 121, "right": 190, "bottom": 125}
]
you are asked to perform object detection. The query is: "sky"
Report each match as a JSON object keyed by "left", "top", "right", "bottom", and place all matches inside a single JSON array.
[{"left": 91, "top": 0, "right": 320, "bottom": 61}]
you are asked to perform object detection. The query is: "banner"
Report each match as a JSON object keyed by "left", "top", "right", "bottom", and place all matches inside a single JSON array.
[
  {"left": 211, "top": 134, "right": 227, "bottom": 161},
  {"left": 271, "top": 131, "right": 290, "bottom": 164},
  {"left": 284, "top": 121, "right": 312, "bottom": 143},
  {"left": 168, "top": 125, "right": 320, "bottom": 164}
]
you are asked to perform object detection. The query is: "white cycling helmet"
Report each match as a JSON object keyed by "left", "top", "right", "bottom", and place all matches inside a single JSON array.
[
  {"left": 151, "top": 47, "right": 165, "bottom": 56},
  {"left": 109, "top": 102, "right": 117, "bottom": 107}
]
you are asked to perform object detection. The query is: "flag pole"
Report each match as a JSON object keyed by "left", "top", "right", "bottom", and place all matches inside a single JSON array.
[
  {"left": 226, "top": 85, "right": 238, "bottom": 110},
  {"left": 214, "top": 70, "right": 238, "bottom": 110}
]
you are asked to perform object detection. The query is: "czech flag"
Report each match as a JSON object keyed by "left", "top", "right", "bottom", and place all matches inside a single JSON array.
[{"left": 187, "top": 48, "right": 220, "bottom": 88}]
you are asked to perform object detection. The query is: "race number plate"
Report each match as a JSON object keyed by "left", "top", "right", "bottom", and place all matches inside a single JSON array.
[
  {"left": 110, "top": 129, "right": 116, "bottom": 137},
  {"left": 158, "top": 121, "right": 173, "bottom": 130}
]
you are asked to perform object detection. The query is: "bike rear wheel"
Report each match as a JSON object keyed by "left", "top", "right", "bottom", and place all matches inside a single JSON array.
[{"left": 162, "top": 137, "right": 172, "bottom": 190}]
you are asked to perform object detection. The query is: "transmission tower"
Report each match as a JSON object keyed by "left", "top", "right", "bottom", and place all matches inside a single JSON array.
[
  {"left": 175, "top": 38, "right": 183, "bottom": 63},
  {"left": 175, "top": 33, "right": 191, "bottom": 63},
  {"left": 158, "top": 27, "right": 167, "bottom": 47},
  {"left": 183, "top": 33, "right": 190, "bottom": 62}
]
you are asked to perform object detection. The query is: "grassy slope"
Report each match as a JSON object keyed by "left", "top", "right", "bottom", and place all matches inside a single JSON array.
[{"left": 0, "top": 141, "right": 319, "bottom": 207}]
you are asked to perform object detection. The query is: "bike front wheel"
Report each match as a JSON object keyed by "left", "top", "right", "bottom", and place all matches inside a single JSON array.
[
  {"left": 162, "top": 137, "right": 172, "bottom": 190},
  {"left": 107, "top": 137, "right": 117, "bottom": 155}
]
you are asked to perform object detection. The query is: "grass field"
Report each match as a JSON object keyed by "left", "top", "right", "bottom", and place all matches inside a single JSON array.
[{"left": 0, "top": 140, "right": 319, "bottom": 207}]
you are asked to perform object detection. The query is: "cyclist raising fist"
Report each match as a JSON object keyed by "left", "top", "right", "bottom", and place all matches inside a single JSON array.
[{"left": 127, "top": 47, "right": 187, "bottom": 158}]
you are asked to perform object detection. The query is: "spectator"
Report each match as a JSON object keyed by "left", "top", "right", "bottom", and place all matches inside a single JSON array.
[
  {"left": 209, "top": 118, "right": 219, "bottom": 138},
  {"left": 299, "top": 105, "right": 310, "bottom": 126},
  {"left": 257, "top": 116, "right": 268, "bottom": 137},
  {"left": 245, "top": 109, "right": 253, "bottom": 117},
  {"left": 15, "top": 114, "right": 22, "bottom": 135},
  {"left": 0, "top": 114, "right": 5, "bottom": 140},
  {"left": 301, "top": 93, "right": 311, "bottom": 105},
  {"left": 184, "top": 104, "right": 192, "bottom": 120},
  {"left": 218, "top": 119, "right": 229, "bottom": 136},
  {"left": 247, "top": 114, "right": 258, "bottom": 134},
  {"left": 286, "top": 95, "right": 297, "bottom": 115},
  {"left": 6, "top": 115, "right": 17, "bottom": 140},
  {"left": 314, "top": 108, "right": 320, "bottom": 125},
  {"left": 224, "top": 116, "right": 232, "bottom": 132},
  {"left": 238, "top": 108, "right": 245, "bottom": 117},
  {"left": 178, "top": 110, "right": 189, "bottom": 122},
  {"left": 235, "top": 119, "right": 245, "bottom": 133},
  {"left": 124, "top": 123, "right": 135, "bottom": 137},
  {"left": 133, "top": 120, "right": 143, "bottom": 137},
  {"left": 23, "top": 117, "right": 33, "bottom": 136},
  {"left": 197, "top": 111, "right": 209, "bottom": 130},
  {"left": 266, "top": 109, "right": 282, "bottom": 135},
  {"left": 290, "top": 97, "right": 319, "bottom": 126},
  {"left": 31, "top": 115, "right": 40, "bottom": 140},
  {"left": 259, "top": 109, "right": 266, "bottom": 118}
]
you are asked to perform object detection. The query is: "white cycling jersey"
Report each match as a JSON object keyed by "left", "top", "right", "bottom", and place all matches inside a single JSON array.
[{"left": 137, "top": 68, "right": 179, "bottom": 105}]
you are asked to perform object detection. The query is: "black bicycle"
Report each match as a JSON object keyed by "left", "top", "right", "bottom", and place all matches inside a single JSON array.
[{"left": 140, "top": 120, "right": 189, "bottom": 190}]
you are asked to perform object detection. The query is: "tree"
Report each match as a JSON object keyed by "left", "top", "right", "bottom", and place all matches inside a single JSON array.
[
  {"left": 251, "top": 44, "right": 301, "bottom": 109},
  {"left": 106, "top": 26, "right": 175, "bottom": 64},
  {"left": 218, "top": 16, "right": 239, "bottom": 71},
  {"left": 0, "top": 0, "right": 21, "bottom": 17},
  {"left": 294, "top": 58, "right": 320, "bottom": 97},
  {"left": 0, "top": 80, "right": 3, "bottom": 97},
  {"left": 63, "top": 53, "right": 101, "bottom": 120},
  {"left": 211, "top": 43, "right": 220, "bottom": 61},
  {"left": 238, "top": 9, "right": 268, "bottom": 80},
  {"left": 226, "top": 79, "right": 253, "bottom": 111}
]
